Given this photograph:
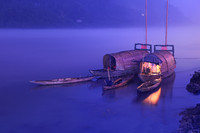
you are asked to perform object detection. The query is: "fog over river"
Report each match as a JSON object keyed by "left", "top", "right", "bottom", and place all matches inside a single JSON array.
[{"left": 0, "top": 27, "right": 200, "bottom": 133}]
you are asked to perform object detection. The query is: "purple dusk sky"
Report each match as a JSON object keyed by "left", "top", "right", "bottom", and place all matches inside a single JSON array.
[{"left": 171, "top": 0, "right": 200, "bottom": 21}]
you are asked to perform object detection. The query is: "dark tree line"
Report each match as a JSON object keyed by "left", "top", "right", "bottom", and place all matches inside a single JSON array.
[{"left": 0, "top": 0, "right": 186, "bottom": 28}]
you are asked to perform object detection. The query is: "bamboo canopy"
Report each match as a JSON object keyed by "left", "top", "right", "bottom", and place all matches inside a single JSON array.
[{"left": 103, "top": 50, "right": 149, "bottom": 71}]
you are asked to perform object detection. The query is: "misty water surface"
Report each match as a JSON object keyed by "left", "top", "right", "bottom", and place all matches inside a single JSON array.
[{"left": 0, "top": 27, "right": 200, "bottom": 133}]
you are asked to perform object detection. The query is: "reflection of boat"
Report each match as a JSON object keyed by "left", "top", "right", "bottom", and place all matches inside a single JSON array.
[
  {"left": 102, "top": 89, "right": 116, "bottom": 98},
  {"left": 135, "top": 87, "right": 161, "bottom": 105},
  {"left": 135, "top": 72, "right": 175, "bottom": 105},
  {"left": 160, "top": 72, "right": 175, "bottom": 98},
  {"left": 103, "top": 75, "right": 134, "bottom": 90},
  {"left": 142, "top": 87, "right": 161, "bottom": 105},
  {"left": 137, "top": 78, "right": 161, "bottom": 92},
  {"left": 30, "top": 76, "right": 95, "bottom": 85}
]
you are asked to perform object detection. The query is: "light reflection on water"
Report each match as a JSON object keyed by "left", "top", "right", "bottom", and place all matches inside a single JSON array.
[
  {"left": 0, "top": 28, "right": 200, "bottom": 133},
  {"left": 142, "top": 88, "right": 162, "bottom": 105},
  {"left": 135, "top": 73, "right": 175, "bottom": 106}
]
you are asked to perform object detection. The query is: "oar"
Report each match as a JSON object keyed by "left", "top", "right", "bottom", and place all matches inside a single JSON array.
[
  {"left": 107, "top": 68, "right": 111, "bottom": 81},
  {"left": 137, "top": 82, "right": 144, "bottom": 89},
  {"left": 113, "top": 78, "right": 122, "bottom": 84}
]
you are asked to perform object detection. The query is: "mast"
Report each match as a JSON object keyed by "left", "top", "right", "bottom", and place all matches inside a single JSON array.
[
  {"left": 145, "top": 0, "right": 147, "bottom": 44},
  {"left": 142, "top": 0, "right": 147, "bottom": 49},
  {"left": 165, "top": 0, "right": 169, "bottom": 46}
]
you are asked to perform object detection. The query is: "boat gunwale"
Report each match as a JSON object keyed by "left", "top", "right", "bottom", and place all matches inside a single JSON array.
[
  {"left": 103, "top": 75, "right": 134, "bottom": 90},
  {"left": 30, "top": 76, "right": 95, "bottom": 85},
  {"left": 137, "top": 78, "right": 161, "bottom": 92}
]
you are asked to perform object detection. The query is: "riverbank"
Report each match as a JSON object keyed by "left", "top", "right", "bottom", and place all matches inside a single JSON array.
[{"left": 177, "top": 104, "right": 200, "bottom": 132}]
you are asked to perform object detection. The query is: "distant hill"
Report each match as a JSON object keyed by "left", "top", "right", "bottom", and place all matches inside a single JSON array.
[{"left": 0, "top": 0, "right": 187, "bottom": 28}]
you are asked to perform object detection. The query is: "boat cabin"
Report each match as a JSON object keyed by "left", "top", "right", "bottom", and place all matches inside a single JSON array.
[
  {"left": 139, "top": 45, "right": 176, "bottom": 81},
  {"left": 103, "top": 43, "right": 152, "bottom": 72},
  {"left": 141, "top": 62, "right": 161, "bottom": 75},
  {"left": 90, "top": 44, "right": 153, "bottom": 78}
]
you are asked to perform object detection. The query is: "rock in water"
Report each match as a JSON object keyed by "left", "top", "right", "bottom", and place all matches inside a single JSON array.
[
  {"left": 186, "top": 83, "right": 200, "bottom": 95},
  {"left": 190, "top": 71, "right": 200, "bottom": 84},
  {"left": 177, "top": 104, "right": 200, "bottom": 132},
  {"left": 186, "top": 71, "right": 200, "bottom": 95}
]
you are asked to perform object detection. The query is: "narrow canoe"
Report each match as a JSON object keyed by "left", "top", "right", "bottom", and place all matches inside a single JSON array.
[
  {"left": 137, "top": 78, "right": 161, "bottom": 92},
  {"left": 89, "top": 69, "right": 135, "bottom": 78},
  {"left": 103, "top": 75, "right": 134, "bottom": 90},
  {"left": 30, "top": 76, "right": 95, "bottom": 85},
  {"left": 138, "top": 73, "right": 161, "bottom": 82}
]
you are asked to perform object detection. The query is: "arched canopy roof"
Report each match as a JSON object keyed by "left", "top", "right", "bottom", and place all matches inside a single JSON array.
[
  {"left": 103, "top": 50, "right": 149, "bottom": 71},
  {"left": 144, "top": 54, "right": 162, "bottom": 65}
]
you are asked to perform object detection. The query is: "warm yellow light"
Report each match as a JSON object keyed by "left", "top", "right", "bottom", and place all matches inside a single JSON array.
[
  {"left": 156, "top": 65, "right": 161, "bottom": 73},
  {"left": 141, "top": 62, "right": 161, "bottom": 74},
  {"left": 143, "top": 88, "right": 161, "bottom": 105}
]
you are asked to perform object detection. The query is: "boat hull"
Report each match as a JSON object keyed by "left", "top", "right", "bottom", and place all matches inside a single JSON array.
[
  {"left": 89, "top": 69, "right": 135, "bottom": 78},
  {"left": 30, "top": 76, "right": 95, "bottom": 85},
  {"left": 138, "top": 70, "right": 174, "bottom": 82},
  {"left": 138, "top": 74, "right": 161, "bottom": 82},
  {"left": 103, "top": 75, "right": 134, "bottom": 90},
  {"left": 137, "top": 78, "right": 161, "bottom": 92}
]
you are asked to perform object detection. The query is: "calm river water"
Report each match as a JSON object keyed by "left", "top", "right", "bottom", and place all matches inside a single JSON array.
[{"left": 0, "top": 27, "right": 200, "bottom": 133}]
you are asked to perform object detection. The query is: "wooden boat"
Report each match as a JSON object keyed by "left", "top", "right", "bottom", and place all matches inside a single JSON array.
[
  {"left": 30, "top": 76, "right": 95, "bottom": 85},
  {"left": 138, "top": 73, "right": 161, "bottom": 82},
  {"left": 103, "top": 75, "right": 134, "bottom": 90},
  {"left": 137, "top": 78, "right": 161, "bottom": 92},
  {"left": 89, "top": 69, "right": 135, "bottom": 78},
  {"left": 90, "top": 45, "right": 150, "bottom": 78},
  {"left": 138, "top": 47, "right": 176, "bottom": 82}
]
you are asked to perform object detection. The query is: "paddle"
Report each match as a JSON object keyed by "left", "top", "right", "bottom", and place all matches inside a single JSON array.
[
  {"left": 107, "top": 67, "right": 111, "bottom": 81},
  {"left": 105, "top": 67, "right": 113, "bottom": 86}
]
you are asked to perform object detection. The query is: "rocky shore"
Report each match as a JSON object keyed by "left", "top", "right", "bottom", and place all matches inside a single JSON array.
[
  {"left": 175, "top": 71, "right": 200, "bottom": 132},
  {"left": 177, "top": 104, "right": 200, "bottom": 132},
  {"left": 186, "top": 71, "right": 200, "bottom": 95}
]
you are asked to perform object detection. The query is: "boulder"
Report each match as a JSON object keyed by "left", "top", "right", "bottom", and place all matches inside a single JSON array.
[
  {"left": 177, "top": 104, "right": 200, "bottom": 132},
  {"left": 186, "top": 71, "right": 200, "bottom": 95}
]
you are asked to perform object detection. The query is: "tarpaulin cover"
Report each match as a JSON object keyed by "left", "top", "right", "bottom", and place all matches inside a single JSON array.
[{"left": 144, "top": 54, "right": 162, "bottom": 65}]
